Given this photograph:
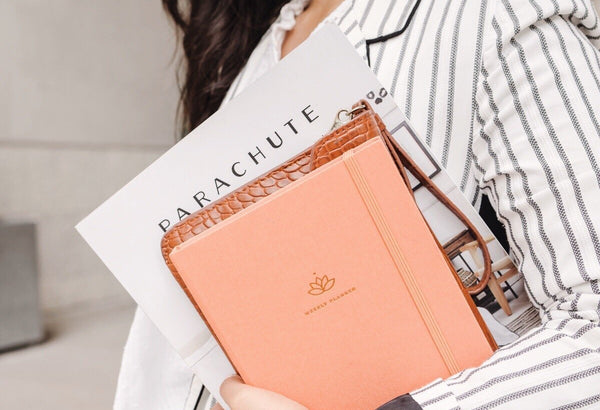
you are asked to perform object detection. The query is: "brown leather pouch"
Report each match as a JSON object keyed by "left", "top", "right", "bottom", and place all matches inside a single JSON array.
[{"left": 161, "top": 100, "right": 493, "bottom": 326}]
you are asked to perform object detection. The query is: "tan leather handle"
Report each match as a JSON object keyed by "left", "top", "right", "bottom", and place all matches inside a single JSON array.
[{"left": 352, "top": 101, "right": 492, "bottom": 294}]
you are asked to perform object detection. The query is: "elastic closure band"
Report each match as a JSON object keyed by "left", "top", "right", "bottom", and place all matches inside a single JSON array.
[{"left": 342, "top": 150, "right": 460, "bottom": 375}]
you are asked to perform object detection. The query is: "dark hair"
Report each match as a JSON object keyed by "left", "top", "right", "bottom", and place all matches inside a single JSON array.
[{"left": 162, "top": 0, "right": 288, "bottom": 134}]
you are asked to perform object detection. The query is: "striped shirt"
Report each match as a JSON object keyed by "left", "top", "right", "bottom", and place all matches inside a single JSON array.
[{"left": 114, "top": 0, "right": 600, "bottom": 408}]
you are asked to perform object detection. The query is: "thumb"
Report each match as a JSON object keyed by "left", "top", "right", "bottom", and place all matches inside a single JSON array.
[{"left": 220, "top": 375, "right": 307, "bottom": 410}]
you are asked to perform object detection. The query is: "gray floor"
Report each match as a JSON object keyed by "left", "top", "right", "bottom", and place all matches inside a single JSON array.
[{"left": 0, "top": 303, "right": 135, "bottom": 410}]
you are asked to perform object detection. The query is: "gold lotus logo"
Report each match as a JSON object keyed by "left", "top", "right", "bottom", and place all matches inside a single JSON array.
[{"left": 308, "top": 273, "right": 335, "bottom": 295}]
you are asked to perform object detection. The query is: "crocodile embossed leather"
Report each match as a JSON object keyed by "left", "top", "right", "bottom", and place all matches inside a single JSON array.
[{"left": 161, "top": 100, "right": 493, "bottom": 318}]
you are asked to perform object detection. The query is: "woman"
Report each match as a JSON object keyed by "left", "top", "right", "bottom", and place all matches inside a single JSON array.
[{"left": 114, "top": 0, "right": 600, "bottom": 408}]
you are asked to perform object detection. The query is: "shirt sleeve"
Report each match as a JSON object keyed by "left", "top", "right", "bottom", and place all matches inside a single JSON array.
[{"left": 409, "top": 1, "right": 600, "bottom": 408}]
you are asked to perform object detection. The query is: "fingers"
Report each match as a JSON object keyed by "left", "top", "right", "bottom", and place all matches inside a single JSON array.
[
  {"left": 220, "top": 375, "right": 308, "bottom": 410},
  {"left": 219, "top": 375, "right": 245, "bottom": 400},
  {"left": 210, "top": 404, "right": 224, "bottom": 410}
]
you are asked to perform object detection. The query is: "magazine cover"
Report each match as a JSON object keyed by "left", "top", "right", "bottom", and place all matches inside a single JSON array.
[{"left": 76, "top": 24, "right": 535, "bottom": 405}]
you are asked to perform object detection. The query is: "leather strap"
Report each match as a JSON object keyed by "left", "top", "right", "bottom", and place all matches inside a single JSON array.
[{"left": 351, "top": 101, "right": 492, "bottom": 294}]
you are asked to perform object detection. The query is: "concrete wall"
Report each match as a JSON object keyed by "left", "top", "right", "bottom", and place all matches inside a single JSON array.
[{"left": 0, "top": 1, "right": 180, "bottom": 313}]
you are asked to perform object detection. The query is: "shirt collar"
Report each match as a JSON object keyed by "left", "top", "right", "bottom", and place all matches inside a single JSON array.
[{"left": 269, "top": 0, "right": 355, "bottom": 62}]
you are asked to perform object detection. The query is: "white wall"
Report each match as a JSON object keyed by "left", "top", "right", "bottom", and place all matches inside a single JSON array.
[{"left": 0, "top": 1, "right": 180, "bottom": 313}]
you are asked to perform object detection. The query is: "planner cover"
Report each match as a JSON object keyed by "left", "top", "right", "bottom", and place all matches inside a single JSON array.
[{"left": 170, "top": 138, "right": 495, "bottom": 409}]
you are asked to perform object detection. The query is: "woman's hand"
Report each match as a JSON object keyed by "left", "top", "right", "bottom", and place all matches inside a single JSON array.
[{"left": 211, "top": 375, "right": 308, "bottom": 410}]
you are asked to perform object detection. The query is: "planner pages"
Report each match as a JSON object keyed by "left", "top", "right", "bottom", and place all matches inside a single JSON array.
[{"left": 76, "top": 24, "right": 532, "bottom": 407}]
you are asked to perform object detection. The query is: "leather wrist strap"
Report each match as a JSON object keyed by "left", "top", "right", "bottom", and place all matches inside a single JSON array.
[{"left": 350, "top": 102, "right": 491, "bottom": 294}]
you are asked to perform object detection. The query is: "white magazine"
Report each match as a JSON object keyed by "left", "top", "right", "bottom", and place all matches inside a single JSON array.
[{"left": 77, "top": 24, "right": 530, "bottom": 407}]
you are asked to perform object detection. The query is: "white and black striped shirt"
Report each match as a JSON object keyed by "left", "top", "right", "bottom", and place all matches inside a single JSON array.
[{"left": 115, "top": 0, "right": 600, "bottom": 408}]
